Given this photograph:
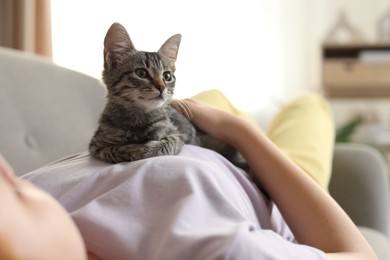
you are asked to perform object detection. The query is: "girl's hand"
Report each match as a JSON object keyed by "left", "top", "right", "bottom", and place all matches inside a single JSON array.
[{"left": 171, "top": 99, "right": 247, "bottom": 144}]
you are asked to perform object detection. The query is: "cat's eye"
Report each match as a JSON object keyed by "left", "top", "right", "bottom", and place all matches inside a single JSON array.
[
  {"left": 163, "top": 71, "right": 173, "bottom": 82},
  {"left": 135, "top": 68, "right": 148, "bottom": 79}
]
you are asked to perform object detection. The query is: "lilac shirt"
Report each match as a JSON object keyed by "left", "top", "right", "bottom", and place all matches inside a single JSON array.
[{"left": 24, "top": 145, "right": 325, "bottom": 260}]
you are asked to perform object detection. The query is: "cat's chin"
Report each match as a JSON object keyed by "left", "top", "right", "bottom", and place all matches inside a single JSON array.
[{"left": 138, "top": 98, "right": 167, "bottom": 111}]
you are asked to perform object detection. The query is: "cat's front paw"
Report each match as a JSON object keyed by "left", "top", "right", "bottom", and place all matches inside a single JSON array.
[{"left": 144, "top": 134, "right": 185, "bottom": 158}]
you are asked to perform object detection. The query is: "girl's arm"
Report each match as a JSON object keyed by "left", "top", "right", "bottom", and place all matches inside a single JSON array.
[{"left": 174, "top": 99, "right": 377, "bottom": 260}]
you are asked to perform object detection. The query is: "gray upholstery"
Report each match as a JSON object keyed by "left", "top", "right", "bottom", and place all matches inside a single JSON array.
[
  {"left": 330, "top": 143, "right": 390, "bottom": 237},
  {"left": 330, "top": 143, "right": 390, "bottom": 259},
  {"left": 359, "top": 227, "right": 390, "bottom": 260},
  {"left": 0, "top": 47, "right": 106, "bottom": 175},
  {"left": 0, "top": 47, "right": 389, "bottom": 258}
]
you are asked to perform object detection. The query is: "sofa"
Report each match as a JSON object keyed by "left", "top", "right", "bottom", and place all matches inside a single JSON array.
[{"left": 0, "top": 46, "right": 389, "bottom": 258}]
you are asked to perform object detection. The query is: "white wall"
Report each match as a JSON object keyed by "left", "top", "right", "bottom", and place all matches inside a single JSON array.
[
  {"left": 306, "top": 0, "right": 390, "bottom": 146},
  {"left": 52, "top": 0, "right": 290, "bottom": 113},
  {"left": 307, "top": 0, "right": 390, "bottom": 94},
  {"left": 51, "top": 0, "right": 390, "bottom": 120}
]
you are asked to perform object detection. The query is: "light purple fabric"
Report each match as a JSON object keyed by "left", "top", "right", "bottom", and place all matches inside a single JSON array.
[{"left": 24, "top": 145, "right": 325, "bottom": 260}]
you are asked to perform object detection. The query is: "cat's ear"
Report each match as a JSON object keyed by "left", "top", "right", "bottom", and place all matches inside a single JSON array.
[
  {"left": 158, "top": 34, "right": 181, "bottom": 69},
  {"left": 103, "top": 22, "right": 135, "bottom": 69}
]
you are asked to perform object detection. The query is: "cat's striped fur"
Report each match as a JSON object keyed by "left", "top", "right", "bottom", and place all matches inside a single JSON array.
[
  {"left": 89, "top": 23, "right": 199, "bottom": 163},
  {"left": 89, "top": 22, "right": 247, "bottom": 171}
]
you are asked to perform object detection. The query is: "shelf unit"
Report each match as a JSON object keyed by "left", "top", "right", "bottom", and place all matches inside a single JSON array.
[{"left": 322, "top": 44, "right": 390, "bottom": 97}]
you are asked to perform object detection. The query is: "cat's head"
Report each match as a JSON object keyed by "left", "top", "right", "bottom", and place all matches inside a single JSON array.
[{"left": 102, "top": 22, "right": 181, "bottom": 111}]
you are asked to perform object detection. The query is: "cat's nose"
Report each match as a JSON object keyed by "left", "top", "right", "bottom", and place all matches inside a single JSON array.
[{"left": 153, "top": 79, "right": 165, "bottom": 94}]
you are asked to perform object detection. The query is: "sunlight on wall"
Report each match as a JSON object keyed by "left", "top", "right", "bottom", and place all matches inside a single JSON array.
[{"left": 51, "top": 0, "right": 287, "bottom": 113}]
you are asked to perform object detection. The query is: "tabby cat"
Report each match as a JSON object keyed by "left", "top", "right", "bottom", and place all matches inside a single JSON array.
[{"left": 89, "top": 22, "right": 247, "bottom": 171}]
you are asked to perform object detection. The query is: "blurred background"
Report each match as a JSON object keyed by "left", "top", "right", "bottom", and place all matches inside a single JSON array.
[{"left": 2, "top": 0, "right": 390, "bottom": 153}]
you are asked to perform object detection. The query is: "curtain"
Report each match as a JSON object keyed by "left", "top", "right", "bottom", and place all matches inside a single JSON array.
[{"left": 0, "top": 0, "right": 52, "bottom": 57}]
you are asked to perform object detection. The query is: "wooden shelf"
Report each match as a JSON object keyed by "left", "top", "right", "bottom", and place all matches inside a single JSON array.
[{"left": 322, "top": 44, "right": 390, "bottom": 98}]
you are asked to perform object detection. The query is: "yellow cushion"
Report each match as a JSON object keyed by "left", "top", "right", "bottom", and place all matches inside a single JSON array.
[
  {"left": 192, "top": 89, "right": 251, "bottom": 121},
  {"left": 192, "top": 90, "right": 335, "bottom": 190},
  {"left": 267, "top": 94, "right": 335, "bottom": 190}
]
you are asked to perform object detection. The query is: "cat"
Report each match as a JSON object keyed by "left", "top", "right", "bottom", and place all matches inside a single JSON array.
[{"left": 89, "top": 22, "right": 248, "bottom": 171}]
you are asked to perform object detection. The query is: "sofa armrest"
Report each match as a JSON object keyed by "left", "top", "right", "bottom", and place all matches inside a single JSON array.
[
  {"left": 329, "top": 143, "right": 390, "bottom": 237},
  {"left": 358, "top": 227, "right": 390, "bottom": 259},
  {"left": 0, "top": 47, "right": 106, "bottom": 176}
]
